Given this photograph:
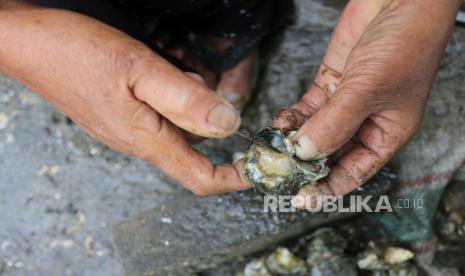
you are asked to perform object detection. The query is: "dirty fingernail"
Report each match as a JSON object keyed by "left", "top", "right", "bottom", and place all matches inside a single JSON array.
[
  {"left": 296, "top": 135, "right": 322, "bottom": 160},
  {"left": 208, "top": 102, "right": 240, "bottom": 131},
  {"left": 292, "top": 184, "right": 319, "bottom": 209},
  {"left": 274, "top": 109, "right": 307, "bottom": 130},
  {"left": 233, "top": 159, "right": 252, "bottom": 188},
  {"left": 291, "top": 194, "right": 307, "bottom": 209},
  {"left": 291, "top": 183, "right": 332, "bottom": 209}
]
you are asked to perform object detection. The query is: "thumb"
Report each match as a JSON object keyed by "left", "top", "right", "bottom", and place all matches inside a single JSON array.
[
  {"left": 130, "top": 54, "right": 241, "bottom": 138},
  {"left": 293, "top": 91, "right": 370, "bottom": 160}
]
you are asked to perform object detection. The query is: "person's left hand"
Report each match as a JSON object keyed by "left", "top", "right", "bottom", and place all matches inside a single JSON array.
[{"left": 272, "top": 0, "right": 461, "bottom": 208}]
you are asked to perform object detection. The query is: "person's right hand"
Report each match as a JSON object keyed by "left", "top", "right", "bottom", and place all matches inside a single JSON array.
[
  {"left": 272, "top": 0, "right": 459, "bottom": 208},
  {"left": 0, "top": 3, "right": 249, "bottom": 195}
]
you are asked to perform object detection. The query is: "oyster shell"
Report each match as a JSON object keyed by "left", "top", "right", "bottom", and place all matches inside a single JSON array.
[
  {"left": 357, "top": 241, "right": 416, "bottom": 276},
  {"left": 306, "top": 228, "right": 357, "bottom": 276},
  {"left": 243, "top": 257, "right": 272, "bottom": 276},
  {"left": 243, "top": 127, "right": 329, "bottom": 195},
  {"left": 266, "top": 247, "right": 307, "bottom": 274},
  {"left": 242, "top": 248, "right": 307, "bottom": 276},
  {"left": 438, "top": 181, "right": 465, "bottom": 242}
]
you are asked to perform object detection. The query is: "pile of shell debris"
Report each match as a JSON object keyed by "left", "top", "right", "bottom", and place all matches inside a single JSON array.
[
  {"left": 203, "top": 180, "right": 465, "bottom": 276},
  {"left": 236, "top": 226, "right": 416, "bottom": 276}
]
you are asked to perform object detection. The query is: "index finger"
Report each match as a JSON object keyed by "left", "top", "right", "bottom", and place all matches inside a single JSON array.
[{"left": 273, "top": 0, "right": 384, "bottom": 130}]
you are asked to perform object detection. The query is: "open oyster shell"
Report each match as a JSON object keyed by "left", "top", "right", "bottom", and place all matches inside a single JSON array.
[{"left": 243, "top": 127, "right": 329, "bottom": 195}]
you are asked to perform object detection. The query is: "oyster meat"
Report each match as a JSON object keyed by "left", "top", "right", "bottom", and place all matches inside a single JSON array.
[{"left": 243, "top": 127, "right": 329, "bottom": 195}]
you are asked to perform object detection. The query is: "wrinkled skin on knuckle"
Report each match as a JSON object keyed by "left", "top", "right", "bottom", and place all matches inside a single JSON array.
[
  {"left": 300, "top": 92, "right": 326, "bottom": 113},
  {"left": 127, "top": 104, "right": 164, "bottom": 159},
  {"left": 126, "top": 105, "right": 214, "bottom": 196},
  {"left": 62, "top": 42, "right": 152, "bottom": 141},
  {"left": 357, "top": 113, "right": 419, "bottom": 173},
  {"left": 172, "top": 167, "right": 205, "bottom": 194},
  {"left": 89, "top": 44, "right": 170, "bottom": 157},
  {"left": 174, "top": 164, "right": 213, "bottom": 196},
  {"left": 388, "top": 117, "right": 420, "bottom": 148},
  {"left": 359, "top": 122, "right": 398, "bottom": 159},
  {"left": 108, "top": 41, "right": 155, "bottom": 89}
]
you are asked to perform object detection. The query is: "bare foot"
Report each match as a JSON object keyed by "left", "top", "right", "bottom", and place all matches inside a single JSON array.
[
  {"left": 217, "top": 51, "right": 256, "bottom": 110},
  {"left": 158, "top": 36, "right": 256, "bottom": 112}
]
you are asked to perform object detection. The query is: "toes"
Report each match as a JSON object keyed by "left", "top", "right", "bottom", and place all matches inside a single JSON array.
[{"left": 217, "top": 51, "right": 257, "bottom": 111}]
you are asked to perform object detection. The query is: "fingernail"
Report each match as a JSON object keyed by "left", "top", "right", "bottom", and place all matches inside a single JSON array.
[
  {"left": 233, "top": 159, "right": 253, "bottom": 189},
  {"left": 291, "top": 183, "right": 332, "bottom": 209},
  {"left": 292, "top": 186, "right": 318, "bottom": 209},
  {"left": 273, "top": 109, "right": 306, "bottom": 130},
  {"left": 207, "top": 102, "right": 240, "bottom": 131},
  {"left": 296, "top": 135, "right": 324, "bottom": 160}
]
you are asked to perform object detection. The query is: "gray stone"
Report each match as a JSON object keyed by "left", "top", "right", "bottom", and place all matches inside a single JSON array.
[{"left": 112, "top": 169, "right": 395, "bottom": 275}]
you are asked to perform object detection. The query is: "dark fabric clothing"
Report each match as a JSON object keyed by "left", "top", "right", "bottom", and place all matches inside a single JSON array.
[{"left": 33, "top": 0, "right": 294, "bottom": 73}]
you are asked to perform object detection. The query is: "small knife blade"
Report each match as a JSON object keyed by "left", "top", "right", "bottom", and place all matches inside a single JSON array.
[{"left": 236, "top": 127, "right": 267, "bottom": 146}]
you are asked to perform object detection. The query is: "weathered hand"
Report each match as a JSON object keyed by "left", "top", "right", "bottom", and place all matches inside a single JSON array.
[
  {"left": 0, "top": 3, "right": 249, "bottom": 195},
  {"left": 274, "top": 0, "right": 461, "bottom": 207}
]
